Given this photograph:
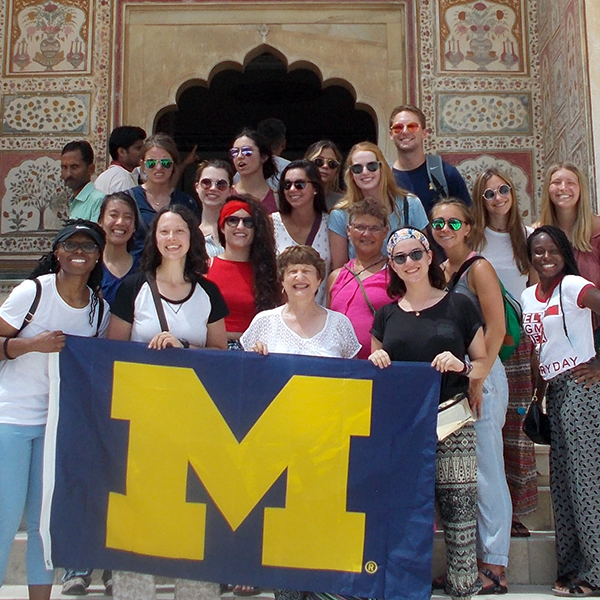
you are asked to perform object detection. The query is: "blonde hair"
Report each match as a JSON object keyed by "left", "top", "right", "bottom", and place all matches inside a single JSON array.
[
  {"left": 539, "top": 162, "right": 593, "bottom": 252},
  {"left": 334, "top": 142, "right": 411, "bottom": 216},
  {"left": 471, "top": 168, "right": 530, "bottom": 275}
]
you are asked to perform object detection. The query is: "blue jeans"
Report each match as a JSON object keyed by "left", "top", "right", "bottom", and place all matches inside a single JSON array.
[{"left": 0, "top": 423, "right": 54, "bottom": 585}]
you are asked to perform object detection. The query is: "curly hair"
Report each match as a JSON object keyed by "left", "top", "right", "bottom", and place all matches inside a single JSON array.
[
  {"left": 140, "top": 205, "right": 209, "bottom": 281},
  {"left": 217, "top": 194, "right": 280, "bottom": 311},
  {"left": 232, "top": 129, "right": 277, "bottom": 181},
  {"left": 98, "top": 191, "right": 140, "bottom": 253},
  {"left": 470, "top": 168, "right": 530, "bottom": 275},
  {"left": 278, "top": 160, "right": 327, "bottom": 215},
  {"left": 30, "top": 219, "right": 105, "bottom": 327}
]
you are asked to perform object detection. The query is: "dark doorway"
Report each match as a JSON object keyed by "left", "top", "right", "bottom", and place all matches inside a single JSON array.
[{"left": 155, "top": 51, "right": 377, "bottom": 192}]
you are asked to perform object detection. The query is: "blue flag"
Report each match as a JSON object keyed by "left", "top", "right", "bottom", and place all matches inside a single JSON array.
[{"left": 45, "top": 336, "right": 440, "bottom": 600}]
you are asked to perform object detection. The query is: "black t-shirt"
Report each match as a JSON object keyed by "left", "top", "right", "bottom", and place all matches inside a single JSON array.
[{"left": 371, "top": 292, "right": 482, "bottom": 403}]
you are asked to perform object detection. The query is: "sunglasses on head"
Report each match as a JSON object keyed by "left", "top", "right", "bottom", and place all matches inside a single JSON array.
[
  {"left": 144, "top": 158, "right": 174, "bottom": 170},
  {"left": 60, "top": 240, "right": 98, "bottom": 253},
  {"left": 350, "top": 161, "right": 381, "bottom": 175},
  {"left": 351, "top": 224, "right": 385, "bottom": 234},
  {"left": 391, "top": 249, "right": 425, "bottom": 264},
  {"left": 390, "top": 121, "right": 421, "bottom": 134},
  {"left": 283, "top": 179, "right": 309, "bottom": 191},
  {"left": 313, "top": 157, "right": 340, "bottom": 170},
  {"left": 224, "top": 215, "right": 255, "bottom": 229},
  {"left": 229, "top": 146, "right": 253, "bottom": 159},
  {"left": 200, "top": 178, "right": 229, "bottom": 192},
  {"left": 482, "top": 184, "right": 511, "bottom": 201},
  {"left": 431, "top": 217, "right": 464, "bottom": 231}
]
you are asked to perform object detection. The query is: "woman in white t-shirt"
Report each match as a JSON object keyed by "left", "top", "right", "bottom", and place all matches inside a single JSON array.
[
  {"left": 521, "top": 225, "right": 600, "bottom": 597},
  {"left": 470, "top": 168, "right": 538, "bottom": 536},
  {"left": 273, "top": 160, "right": 331, "bottom": 305},
  {"left": 0, "top": 220, "right": 110, "bottom": 600},
  {"left": 108, "top": 204, "right": 227, "bottom": 600}
]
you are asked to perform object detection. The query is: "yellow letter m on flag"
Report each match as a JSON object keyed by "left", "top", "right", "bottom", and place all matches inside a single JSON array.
[{"left": 106, "top": 362, "right": 372, "bottom": 572}]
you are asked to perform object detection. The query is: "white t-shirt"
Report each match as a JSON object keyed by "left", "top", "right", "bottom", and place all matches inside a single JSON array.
[
  {"left": 481, "top": 226, "right": 532, "bottom": 299},
  {"left": 271, "top": 212, "right": 331, "bottom": 306},
  {"left": 0, "top": 274, "right": 110, "bottom": 425},
  {"left": 94, "top": 164, "right": 138, "bottom": 195},
  {"left": 240, "top": 305, "right": 361, "bottom": 358},
  {"left": 111, "top": 272, "right": 228, "bottom": 347},
  {"left": 521, "top": 275, "right": 595, "bottom": 380}
]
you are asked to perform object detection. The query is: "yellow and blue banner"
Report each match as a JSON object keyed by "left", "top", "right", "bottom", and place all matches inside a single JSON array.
[{"left": 45, "top": 336, "right": 440, "bottom": 600}]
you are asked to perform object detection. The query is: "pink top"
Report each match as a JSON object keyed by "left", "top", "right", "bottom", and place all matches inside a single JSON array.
[
  {"left": 573, "top": 229, "right": 600, "bottom": 329},
  {"left": 330, "top": 259, "right": 392, "bottom": 359},
  {"left": 232, "top": 186, "right": 278, "bottom": 214}
]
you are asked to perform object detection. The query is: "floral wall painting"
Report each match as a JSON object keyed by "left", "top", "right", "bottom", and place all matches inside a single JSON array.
[
  {"left": 439, "top": 0, "right": 526, "bottom": 74},
  {"left": 7, "top": 0, "right": 91, "bottom": 75}
]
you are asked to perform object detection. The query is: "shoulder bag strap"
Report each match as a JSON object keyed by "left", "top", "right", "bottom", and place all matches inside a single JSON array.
[
  {"left": 19, "top": 278, "right": 42, "bottom": 333},
  {"left": 403, "top": 195, "right": 409, "bottom": 228},
  {"left": 305, "top": 212, "right": 323, "bottom": 247},
  {"left": 146, "top": 274, "right": 169, "bottom": 332},
  {"left": 343, "top": 265, "right": 377, "bottom": 316}
]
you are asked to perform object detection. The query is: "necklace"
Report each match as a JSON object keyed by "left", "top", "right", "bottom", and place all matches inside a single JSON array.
[
  {"left": 400, "top": 289, "right": 439, "bottom": 316},
  {"left": 353, "top": 256, "right": 386, "bottom": 277},
  {"left": 488, "top": 224, "right": 509, "bottom": 233}
]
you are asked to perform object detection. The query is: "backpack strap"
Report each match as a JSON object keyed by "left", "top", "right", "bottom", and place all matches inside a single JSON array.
[
  {"left": 448, "top": 255, "right": 484, "bottom": 291},
  {"left": 19, "top": 278, "right": 42, "bottom": 333},
  {"left": 426, "top": 154, "right": 449, "bottom": 199},
  {"left": 93, "top": 297, "right": 105, "bottom": 338},
  {"left": 403, "top": 195, "right": 409, "bottom": 228},
  {"left": 146, "top": 273, "right": 169, "bottom": 332}
]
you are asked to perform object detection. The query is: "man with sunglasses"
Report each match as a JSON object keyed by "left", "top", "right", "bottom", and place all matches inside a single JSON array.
[
  {"left": 61, "top": 140, "right": 106, "bottom": 223},
  {"left": 389, "top": 105, "right": 471, "bottom": 215}
]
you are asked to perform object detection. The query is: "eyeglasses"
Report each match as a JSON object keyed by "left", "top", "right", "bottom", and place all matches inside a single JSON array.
[
  {"left": 229, "top": 146, "right": 253, "bottom": 159},
  {"left": 351, "top": 224, "right": 385, "bottom": 234},
  {"left": 224, "top": 215, "right": 255, "bottom": 229},
  {"left": 283, "top": 179, "right": 309, "bottom": 191},
  {"left": 482, "top": 184, "right": 511, "bottom": 201},
  {"left": 350, "top": 161, "right": 381, "bottom": 175},
  {"left": 200, "top": 178, "right": 229, "bottom": 192},
  {"left": 313, "top": 157, "right": 340, "bottom": 170},
  {"left": 144, "top": 158, "right": 174, "bottom": 170},
  {"left": 60, "top": 240, "right": 98, "bottom": 253},
  {"left": 391, "top": 249, "right": 425, "bottom": 264},
  {"left": 431, "top": 217, "right": 464, "bottom": 231},
  {"left": 390, "top": 122, "right": 421, "bottom": 134}
]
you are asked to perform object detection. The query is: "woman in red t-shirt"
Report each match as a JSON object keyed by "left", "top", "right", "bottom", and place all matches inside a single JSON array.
[{"left": 206, "top": 195, "right": 280, "bottom": 350}]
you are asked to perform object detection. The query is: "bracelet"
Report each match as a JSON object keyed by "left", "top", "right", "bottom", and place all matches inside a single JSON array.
[
  {"left": 3, "top": 337, "right": 16, "bottom": 360},
  {"left": 460, "top": 359, "right": 473, "bottom": 376}
]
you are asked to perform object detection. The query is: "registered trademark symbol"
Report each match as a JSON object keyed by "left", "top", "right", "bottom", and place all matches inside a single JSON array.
[{"left": 364, "top": 561, "right": 378, "bottom": 574}]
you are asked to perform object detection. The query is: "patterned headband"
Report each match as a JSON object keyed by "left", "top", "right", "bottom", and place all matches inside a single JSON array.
[{"left": 386, "top": 228, "right": 430, "bottom": 256}]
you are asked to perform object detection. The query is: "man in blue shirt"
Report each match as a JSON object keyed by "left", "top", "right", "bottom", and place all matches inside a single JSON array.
[{"left": 389, "top": 105, "right": 471, "bottom": 216}]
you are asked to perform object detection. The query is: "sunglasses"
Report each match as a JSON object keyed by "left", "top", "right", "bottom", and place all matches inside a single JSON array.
[
  {"left": 60, "top": 240, "right": 98, "bottom": 253},
  {"left": 351, "top": 224, "right": 385, "bottom": 234},
  {"left": 224, "top": 215, "right": 255, "bottom": 229},
  {"left": 144, "top": 158, "right": 174, "bottom": 170},
  {"left": 431, "top": 217, "right": 464, "bottom": 231},
  {"left": 390, "top": 121, "right": 421, "bottom": 134},
  {"left": 283, "top": 179, "right": 309, "bottom": 191},
  {"left": 350, "top": 161, "right": 381, "bottom": 175},
  {"left": 229, "top": 146, "right": 253, "bottom": 159},
  {"left": 482, "top": 184, "right": 511, "bottom": 201},
  {"left": 313, "top": 157, "right": 340, "bottom": 170},
  {"left": 200, "top": 178, "right": 229, "bottom": 192},
  {"left": 391, "top": 249, "right": 425, "bottom": 264}
]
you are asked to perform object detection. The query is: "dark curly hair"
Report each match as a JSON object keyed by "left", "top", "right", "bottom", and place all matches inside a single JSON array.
[
  {"left": 98, "top": 191, "right": 140, "bottom": 253},
  {"left": 232, "top": 128, "right": 277, "bottom": 180},
  {"left": 140, "top": 204, "right": 209, "bottom": 281},
  {"left": 30, "top": 219, "right": 105, "bottom": 327},
  {"left": 278, "top": 160, "right": 327, "bottom": 215},
  {"left": 217, "top": 194, "right": 280, "bottom": 311}
]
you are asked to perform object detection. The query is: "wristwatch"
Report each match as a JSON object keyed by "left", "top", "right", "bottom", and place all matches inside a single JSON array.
[{"left": 179, "top": 338, "right": 190, "bottom": 349}]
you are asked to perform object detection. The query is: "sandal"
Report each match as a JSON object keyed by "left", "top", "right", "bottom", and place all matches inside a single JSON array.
[
  {"left": 233, "top": 585, "right": 261, "bottom": 597},
  {"left": 553, "top": 581, "right": 600, "bottom": 597},
  {"left": 432, "top": 574, "right": 446, "bottom": 590},
  {"left": 511, "top": 520, "right": 531, "bottom": 537},
  {"left": 477, "top": 569, "right": 508, "bottom": 595}
]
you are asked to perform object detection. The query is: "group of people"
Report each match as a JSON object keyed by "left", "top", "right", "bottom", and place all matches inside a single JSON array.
[{"left": 0, "top": 105, "right": 599, "bottom": 600}]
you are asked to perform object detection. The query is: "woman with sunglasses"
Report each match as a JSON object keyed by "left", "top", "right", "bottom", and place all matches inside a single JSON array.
[
  {"left": 430, "top": 198, "right": 512, "bottom": 594},
  {"left": 304, "top": 140, "right": 344, "bottom": 210},
  {"left": 273, "top": 160, "right": 330, "bottom": 305},
  {"left": 369, "top": 228, "right": 487, "bottom": 600},
  {"left": 470, "top": 169, "right": 538, "bottom": 538},
  {"left": 0, "top": 220, "right": 109, "bottom": 600},
  {"left": 329, "top": 141, "right": 428, "bottom": 270},
  {"left": 206, "top": 195, "right": 280, "bottom": 351},
  {"left": 108, "top": 204, "right": 227, "bottom": 600},
  {"left": 521, "top": 226, "right": 600, "bottom": 598},
  {"left": 195, "top": 159, "right": 234, "bottom": 257},
  {"left": 128, "top": 134, "right": 199, "bottom": 255},
  {"left": 327, "top": 198, "right": 391, "bottom": 359},
  {"left": 230, "top": 129, "right": 278, "bottom": 214}
]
